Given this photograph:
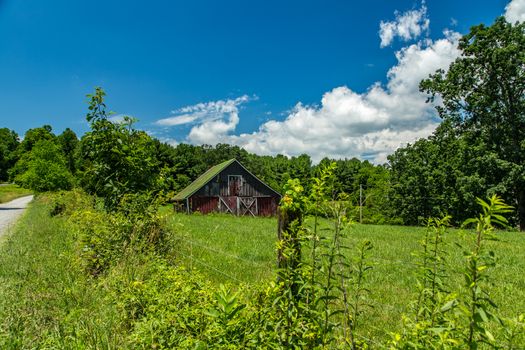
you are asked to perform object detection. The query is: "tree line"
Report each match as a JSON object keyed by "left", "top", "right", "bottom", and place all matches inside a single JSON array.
[
  {"left": 0, "top": 16, "right": 523, "bottom": 230},
  {"left": 0, "top": 118, "right": 390, "bottom": 220}
]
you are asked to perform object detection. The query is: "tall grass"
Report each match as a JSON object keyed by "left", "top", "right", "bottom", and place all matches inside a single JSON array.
[
  {"left": 1, "top": 194, "right": 523, "bottom": 348},
  {"left": 0, "top": 196, "right": 124, "bottom": 349},
  {"left": 0, "top": 184, "right": 32, "bottom": 203}
]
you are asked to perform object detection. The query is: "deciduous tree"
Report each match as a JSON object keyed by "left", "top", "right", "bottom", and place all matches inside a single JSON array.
[
  {"left": 420, "top": 17, "right": 525, "bottom": 230},
  {"left": 0, "top": 128, "right": 19, "bottom": 182},
  {"left": 13, "top": 139, "right": 73, "bottom": 192},
  {"left": 79, "top": 87, "right": 159, "bottom": 210}
]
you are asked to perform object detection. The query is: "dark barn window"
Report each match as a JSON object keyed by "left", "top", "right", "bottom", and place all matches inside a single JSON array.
[{"left": 228, "top": 175, "right": 242, "bottom": 196}]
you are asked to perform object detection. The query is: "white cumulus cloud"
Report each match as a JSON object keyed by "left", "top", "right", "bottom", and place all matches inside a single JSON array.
[
  {"left": 232, "top": 31, "right": 460, "bottom": 163},
  {"left": 379, "top": 2, "right": 430, "bottom": 47},
  {"left": 505, "top": 0, "right": 525, "bottom": 23},
  {"left": 156, "top": 95, "right": 255, "bottom": 145},
  {"left": 156, "top": 30, "right": 461, "bottom": 163},
  {"left": 154, "top": 3, "right": 467, "bottom": 164}
]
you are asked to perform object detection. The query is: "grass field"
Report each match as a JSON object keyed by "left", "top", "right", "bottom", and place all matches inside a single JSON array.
[
  {"left": 0, "top": 197, "right": 124, "bottom": 349},
  {"left": 0, "top": 184, "right": 32, "bottom": 203},
  {"left": 165, "top": 211, "right": 525, "bottom": 341},
  {"left": 1, "top": 199, "right": 523, "bottom": 347}
]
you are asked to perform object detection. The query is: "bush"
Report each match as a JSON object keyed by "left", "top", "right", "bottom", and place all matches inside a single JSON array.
[
  {"left": 69, "top": 201, "right": 167, "bottom": 276},
  {"left": 106, "top": 256, "right": 217, "bottom": 348},
  {"left": 13, "top": 140, "right": 73, "bottom": 192},
  {"left": 48, "top": 189, "right": 93, "bottom": 217}
]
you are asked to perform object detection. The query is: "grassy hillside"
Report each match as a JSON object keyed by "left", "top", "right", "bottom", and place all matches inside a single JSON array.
[{"left": 165, "top": 211, "right": 525, "bottom": 341}]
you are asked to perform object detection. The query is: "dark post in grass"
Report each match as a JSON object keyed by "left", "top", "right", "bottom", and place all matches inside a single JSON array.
[
  {"left": 277, "top": 205, "right": 303, "bottom": 300},
  {"left": 276, "top": 179, "right": 306, "bottom": 298},
  {"left": 277, "top": 206, "right": 302, "bottom": 270}
]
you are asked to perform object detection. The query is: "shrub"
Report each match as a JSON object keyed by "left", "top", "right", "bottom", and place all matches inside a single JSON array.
[
  {"left": 66, "top": 192, "right": 167, "bottom": 276},
  {"left": 13, "top": 139, "right": 73, "bottom": 192},
  {"left": 48, "top": 189, "right": 93, "bottom": 217}
]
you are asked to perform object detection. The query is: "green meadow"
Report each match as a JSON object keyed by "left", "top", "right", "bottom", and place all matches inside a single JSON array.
[
  {"left": 165, "top": 211, "right": 525, "bottom": 340},
  {"left": 1, "top": 200, "right": 523, "bottom": 347}
]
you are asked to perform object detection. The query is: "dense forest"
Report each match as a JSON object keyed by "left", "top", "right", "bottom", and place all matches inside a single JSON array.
[{"left": 1, "top": 18, "right": 524, "bottom": 230}]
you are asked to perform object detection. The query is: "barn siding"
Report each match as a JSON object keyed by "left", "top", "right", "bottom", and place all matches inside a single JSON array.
[
  {"left": 191, "top": 196, "right": 219, "bottom": 214},
  {"left": 257, "top": 197, "right": 279, "bottom": 216}
]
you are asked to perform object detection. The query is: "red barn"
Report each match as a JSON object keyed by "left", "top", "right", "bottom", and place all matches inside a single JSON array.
[{"left": 172, "top": 159, "right": 281, "bottom": 216}]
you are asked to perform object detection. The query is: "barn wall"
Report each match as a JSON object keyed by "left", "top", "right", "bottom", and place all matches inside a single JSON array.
[
  {"left": 190, "top": 196, "right": 219, "bottom": 214},
  {"left": 257, "top": 197, "right": 279, "bottom": 216}
]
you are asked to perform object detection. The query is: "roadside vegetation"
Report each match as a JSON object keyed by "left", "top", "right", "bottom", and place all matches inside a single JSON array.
[
  {"left": 0, "top": 184, "right": 32, "bottom": 203},
  {"left": 0, "top": 195, "right": 124, "bottom": 348}
]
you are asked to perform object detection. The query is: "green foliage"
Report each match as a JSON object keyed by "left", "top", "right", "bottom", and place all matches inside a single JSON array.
[
  {"left": 48, "top": 189, "right": 93, "bottom": 217},
  {"left": 387, "top": 121, "right": 500, "bottom": 226},
  {"left": 69, "top": 192, "right": 167, "bottom": 276},
  {"left": 392, "top": 196, "right": 521, "bottom": 349},
  {"left": 107, "top": 256, "right": 217, "bottom": 349},
  {"left": 420, "top": 17, "right": 525, "bottom": 230},
  {"left": 57, "top": 127, "right": 79, "bottom": 173},
  {"left": 459, "top": 196, "right": 513, "bottom": 348},
  {"left": 79, "top": 87, "right": 160, "bottom": 210},
  {"left": 12, "top": 139, "right": 73, "bottom": 192},
  {"left": 392, "top": 216, "right": 459, "bottom": 348},
  {"left": 272, "top": 164, "right": 376, "bottom": 348},
  {"left": 204, "top": 285, "right": 248, "bottom": 346},
  {"left": 0, "top": 128, "right": 19, "bottom": 182},
  {"left": 8, "top": 125, "right": 57, "bottom": 181}
]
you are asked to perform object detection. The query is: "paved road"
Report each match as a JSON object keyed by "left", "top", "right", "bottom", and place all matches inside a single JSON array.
[{"left": 0, "top": 195, "right": 34, "bottom": 241}]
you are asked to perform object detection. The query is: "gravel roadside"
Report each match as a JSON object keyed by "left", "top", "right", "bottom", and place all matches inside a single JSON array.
[{"left": 0, "top": 195, "right": 34, "bottom": 242}]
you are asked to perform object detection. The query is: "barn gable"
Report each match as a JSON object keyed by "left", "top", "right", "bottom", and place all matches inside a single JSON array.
[{"left": 173, "top": 159, "right": 281, "bottom": 216}]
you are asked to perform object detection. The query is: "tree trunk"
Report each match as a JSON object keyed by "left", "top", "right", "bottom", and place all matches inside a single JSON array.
[{"left": 519, "top": 189, "right": 525, "bottom": 232}]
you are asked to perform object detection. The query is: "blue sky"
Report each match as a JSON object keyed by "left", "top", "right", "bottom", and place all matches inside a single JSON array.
[{"left": 0, "top": 0, "right": 522, "bottom": 162}]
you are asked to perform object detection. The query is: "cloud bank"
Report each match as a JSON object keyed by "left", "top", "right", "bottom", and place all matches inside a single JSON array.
[
  {"left": 230, "top": 31, "right": 461, "bottom": 163},
  {"left": 157, "top": 3, "right": 501, "bottom": 163},
  {"left": 156, "top": 95, "right": 253, "bottom": 144}
]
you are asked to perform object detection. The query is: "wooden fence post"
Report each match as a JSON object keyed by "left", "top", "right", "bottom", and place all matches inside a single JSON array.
[{"left": 277, "top": 206, "right": 302, "bottom": 272}]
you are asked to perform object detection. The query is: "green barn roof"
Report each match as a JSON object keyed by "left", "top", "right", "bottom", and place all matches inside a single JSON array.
[{"left": 172, "top": 159, "right": 236, "bottom": 201}]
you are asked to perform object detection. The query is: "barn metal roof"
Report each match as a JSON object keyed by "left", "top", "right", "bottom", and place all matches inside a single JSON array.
[
  {"left": 173, "top": 159, "right": 236, "bottom": 201},
  {"left": 172, "top": 158, "right": 281, "bottom": 201}
]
